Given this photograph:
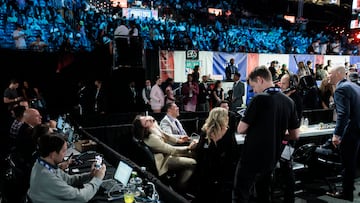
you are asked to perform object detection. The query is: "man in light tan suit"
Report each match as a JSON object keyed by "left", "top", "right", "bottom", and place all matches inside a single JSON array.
[{"left": 133, "top": 115, "right": 197, "bottom": 192}]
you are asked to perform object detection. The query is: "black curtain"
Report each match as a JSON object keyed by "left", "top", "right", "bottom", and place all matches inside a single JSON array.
[{"left": 144, "top": 49, "right": 160, "bottom": 81}]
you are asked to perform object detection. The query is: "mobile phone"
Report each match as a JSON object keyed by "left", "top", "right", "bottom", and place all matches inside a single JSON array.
[
  {"left": 65, "top": 152, "right": 73, "bottom": 161},
  {"left": 95, "top": 155, "right": 103, "bottom": 169},
  {"left": 190, "top": 133, "right": 200, "bottom": 138}
]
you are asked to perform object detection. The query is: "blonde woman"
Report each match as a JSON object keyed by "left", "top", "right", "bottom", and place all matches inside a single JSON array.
[
  {"left": 193, "top": 107, "right": 229, "bottom": 203},
  {"left": 319, "top": 77, "right": 335, "bottom": 109}
]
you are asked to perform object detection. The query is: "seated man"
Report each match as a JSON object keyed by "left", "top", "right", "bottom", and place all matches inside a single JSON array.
[
  {"left": 159, "top": 102, "right": 190, "bottom": 144},
  {"left": 28, "top": 133, "right": 106, "bottom": 202},
  {"left": 133, "top": 115, "right": 197, "bottom": 193}
]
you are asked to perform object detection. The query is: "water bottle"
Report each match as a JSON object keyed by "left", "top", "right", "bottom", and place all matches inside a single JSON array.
[
  {"left": 130, "top": 171, "right": 142, "bottom": 186},
  {"left": 303, "top": 117, "right": 309, "bottom": 128}
]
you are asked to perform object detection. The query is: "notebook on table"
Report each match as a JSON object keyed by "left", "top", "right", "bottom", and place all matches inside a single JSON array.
[{"left": 100, "top": 160, "right": 133, "bottom": 192}]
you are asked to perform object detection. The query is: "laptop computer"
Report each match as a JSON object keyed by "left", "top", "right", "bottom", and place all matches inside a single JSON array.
[
  {"left": 56, "top": 115, "right": 65, "bottom": 130},
  {"left": 101, "top": 160, "right": 133, "bottom": 192}
]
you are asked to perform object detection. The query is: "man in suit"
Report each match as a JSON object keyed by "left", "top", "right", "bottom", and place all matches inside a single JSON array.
[
  {"left": 133, "top": 115, "right": 197, "bottom": 193},
  {"left": 160, "top": 102, "right": 190, "bottom": 145},
  {"left": 225, "top": 58, "right": 238, "bottom": 81},
  {"left": 94, "top": 79, "right": 107, "bottom": 114},
  {"left": 231, "top": 72, "right": 245, "bottom": 112},
  {"left": 327, "top": 66, "right": 360, "bottom": 201},
  {"left": 232, "top": 66, "right": 300, "bottom": 203}
]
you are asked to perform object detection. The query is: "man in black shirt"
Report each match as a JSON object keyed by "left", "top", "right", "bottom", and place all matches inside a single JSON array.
[{"left": 232, "top": 66, "right": 300, "bottom": 203}]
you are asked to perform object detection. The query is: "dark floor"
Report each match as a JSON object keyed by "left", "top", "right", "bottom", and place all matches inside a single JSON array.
[{"left": 271, "top": 171, "right": 360, "bottom": 203}]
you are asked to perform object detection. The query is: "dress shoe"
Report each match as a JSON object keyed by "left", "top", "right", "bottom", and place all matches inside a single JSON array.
[{"left": 326, "top": 191, "right": 353, "bottom": 201}]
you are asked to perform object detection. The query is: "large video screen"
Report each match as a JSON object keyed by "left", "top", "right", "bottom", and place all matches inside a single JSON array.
[
  {"left": 351, "top": 0, "right": 360, "bottom": 29},
  {"left": 208, "top": 8, "right": 222, "bottom": 16},
  {"left": 122, "top": 8, "right": 158, "bottom": 20},
  {"left": 111, "top": 0, "right": 127, "bottom": 8}
]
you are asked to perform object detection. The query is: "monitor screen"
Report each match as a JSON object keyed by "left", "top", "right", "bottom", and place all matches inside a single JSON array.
[
  {"left": 114, "top": 161, "right": 133, "bottom": 186},
  {"left": 56, "top": 115, "right": 64, "bottom": 130}
]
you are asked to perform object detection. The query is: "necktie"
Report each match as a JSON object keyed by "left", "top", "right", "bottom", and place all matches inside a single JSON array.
[{"left": 175, "top": 120, "right": 185, "bottom": 135}]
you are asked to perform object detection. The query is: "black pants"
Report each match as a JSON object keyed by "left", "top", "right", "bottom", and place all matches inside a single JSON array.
[
  {"left": 232, "top": 162, "right": 273, "bottom": 203},
  {"left": 279, "top": 158, "right": 295, "bottom": 203},
  {"left": 340, "top": 131, "right": 360, "bottom": 199}
]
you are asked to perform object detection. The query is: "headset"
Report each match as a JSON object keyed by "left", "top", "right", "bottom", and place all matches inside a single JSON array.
[
  {"left": 284, "top": 74, "right": 298, "bottom": 93},
  {"left": 289, "top": 74, "right": 298, "bottom": 90}
]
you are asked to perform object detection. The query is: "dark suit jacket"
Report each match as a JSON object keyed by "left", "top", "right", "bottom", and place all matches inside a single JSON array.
[
  {"left": 225, "top": 64, "right": 237, "bottom": 81},
  {"left": 94, "top": 87, "right": 107, "bottom": 113},
  {"left": 334, "top": 79, "right": 360, "bottom": 138},
  {"left": 231, "top": 80, "right": 245, "bottom": 111}
]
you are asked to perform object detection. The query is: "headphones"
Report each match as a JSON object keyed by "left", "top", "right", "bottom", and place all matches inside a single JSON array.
[
  {"left": 289, "top": 74, "right": 298, "bottom": 90},
  {"left": 283, "top": 74, "right": 298, "bottom": 94}
]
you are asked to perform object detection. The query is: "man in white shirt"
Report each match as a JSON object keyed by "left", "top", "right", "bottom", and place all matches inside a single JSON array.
[
  {"left": 13, "top": 24, "right": 27, "bottom": 49},
  {"left": 142, "top": 79, "right": 152, "bottom": 111},
  {"left": 114, "top": 19, "right": 129, "bottom": 38},
  {"left": 331, "top": 39, "right": 341, "bottom": 55}
]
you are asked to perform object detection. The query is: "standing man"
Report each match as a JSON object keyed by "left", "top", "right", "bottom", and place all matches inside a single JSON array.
[
  {"left": 197, "top": 75, "right": 211, "bottom": 112},
  {"left": 232, "top": 66, "right": 300, "bottom": 203},
  {"left": 327, "top": 66, "right": 360, "bottom": 201},
  {"left": 278, "top": 73, "right": 303, "bottom": 203},
  {"left": 225, "top": 58, "right": 238, "bottom": 81},
  {"left": 94, "top": 79, "right": 107, "bottom": 114},
  {"left": 3, "top": 79, "right": 22, "bottom": 112},
  {"left": 142, "top": 79, "right": 152, "bottom": 112},
  {"left": 231, "top": 72, "right": 245, "bottom": 112}
]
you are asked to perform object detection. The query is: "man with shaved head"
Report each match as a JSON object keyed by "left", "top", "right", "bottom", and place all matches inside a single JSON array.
[
  {"left": 13, "top": 108, "right": 42, "bottom": 203},
  {"left": 327, "top": 66, "right": 360, "bottom": 201}
]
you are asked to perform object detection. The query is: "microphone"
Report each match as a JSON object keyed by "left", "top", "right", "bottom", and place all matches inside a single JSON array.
[{"left": 283, "top": 87, "right": 296, "bottom": 94}]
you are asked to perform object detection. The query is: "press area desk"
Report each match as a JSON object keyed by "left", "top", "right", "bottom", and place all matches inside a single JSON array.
[
  {"left": 235, "top": 124, "right": 335, "bottom": 145},
  {"left": 70, "top": 127, "right": 189, "bottom": 203}
]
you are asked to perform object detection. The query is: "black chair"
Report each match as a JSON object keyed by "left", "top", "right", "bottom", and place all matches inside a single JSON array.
[
  {"left": 271, "top": 143, "right": 317, "bottom": 199},
  {"left": 293, "top": 141, "right": 343, "bottom": 194},
  {"left": 312, "top": 141, "right": 343, "bottom": 193}
]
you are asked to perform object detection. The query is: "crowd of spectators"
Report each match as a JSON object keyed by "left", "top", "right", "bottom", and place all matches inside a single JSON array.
[{"left": 0, "top": 0, "right": 358, "bottom": 55}]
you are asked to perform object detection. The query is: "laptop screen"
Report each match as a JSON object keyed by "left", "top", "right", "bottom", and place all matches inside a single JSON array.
[
  {"left": 56, "top": 115, "right": 64, "bottom": 130},
  {"left": 114, "top": 161, "right": 133, "bottom": 186}
]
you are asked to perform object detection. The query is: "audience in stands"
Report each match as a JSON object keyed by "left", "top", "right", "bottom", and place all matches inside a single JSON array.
[{"left": 0, "top": 0, "right": 357, "bottom": 55}]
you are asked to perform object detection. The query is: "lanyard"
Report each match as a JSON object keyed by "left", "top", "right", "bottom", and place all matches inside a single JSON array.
[
  {"left": 38, "top": 158, "right": 57, "bottom": 173},
  {"left": 263, "top": 87, "right": 281, "bottom": 94}
]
